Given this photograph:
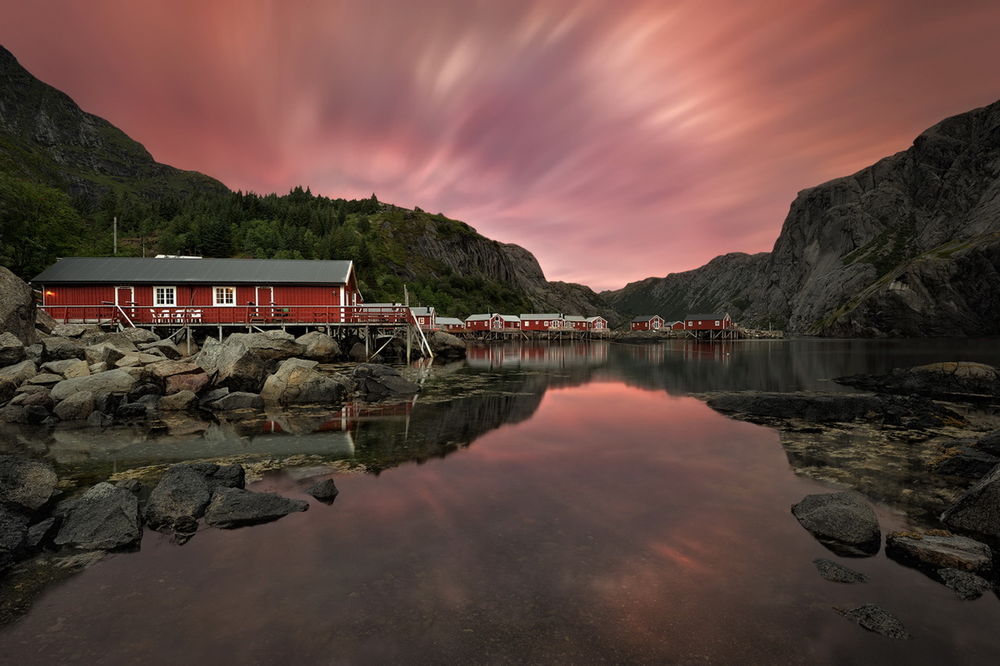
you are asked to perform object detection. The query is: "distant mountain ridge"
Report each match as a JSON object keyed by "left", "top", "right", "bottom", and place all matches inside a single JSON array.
[
  {"left": 605, "top": 99, "right": 1000, "bottom": 336},
  {"left": 0, "top": 45, "right": 614, "bottom": 319}
]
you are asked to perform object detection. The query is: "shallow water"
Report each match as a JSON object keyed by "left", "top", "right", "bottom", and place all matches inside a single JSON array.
[{"left": 2, "top": 339, "right": 1000, "bottom": 664}]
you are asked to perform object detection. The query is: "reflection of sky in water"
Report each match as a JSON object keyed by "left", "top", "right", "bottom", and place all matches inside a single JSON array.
[{"left": 4, "top": 368, "right": 1000, "bottom": 663}]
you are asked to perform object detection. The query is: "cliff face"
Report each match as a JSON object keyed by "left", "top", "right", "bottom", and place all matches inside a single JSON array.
[
  {"left": 606, "top": 99, "right": 1000, "bottom": 336},
  {"left": 0, "top": 45, "right": 226, "bottom": 203}
]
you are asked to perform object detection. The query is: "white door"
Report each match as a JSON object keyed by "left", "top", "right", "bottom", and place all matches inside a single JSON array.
[
  {"left": 115, "top": 286, "right": 135, "bottom": 320},
  {"left": 255, "top": 286, "right": 273, "bottom": 318}
]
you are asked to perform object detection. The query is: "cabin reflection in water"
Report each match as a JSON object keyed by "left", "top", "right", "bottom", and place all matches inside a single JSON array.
[{"left": 465, "top": 342, "right": 610, "bottom": 370}]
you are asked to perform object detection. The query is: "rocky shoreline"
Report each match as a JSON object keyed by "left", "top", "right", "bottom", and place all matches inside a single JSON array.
[{"left": 701, "top": 361, "right": 1000, "bottom": 638}]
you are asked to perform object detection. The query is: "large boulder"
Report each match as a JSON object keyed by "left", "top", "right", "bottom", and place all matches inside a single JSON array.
[
  {"left": 159, "top": 390, "right": 197, "bottom": 411},
  {"left": 261, "top": 358, "right": 352, "bottom": 405},
  {"left": 196, "top": 337, "right": 276, "bottom": 392},
  {"left": 428, "top": 330, "right": 466, "bottom": 359},
  {"left": 146, "top": 360, "right": 203, "bottom": 380},
  {"left": 41, "top": 336, "right": 85, "bottom": 362},
  {"left": 352, "top": 363, "right": 419, "bottom": 401},
  {"left": 0, "top": 266, "right": 36, "bottom": 344},
  {"left": 145, "top": 463, "right": 245, "bottom": 531},
  {"left": 41, "top": 358, "right": 90, "bottom": 379},
  {"left": 53, "top": 390, "right": 96, "bottom": 421},
  {"left": 0, "top": 455, "right": 57, "bottom": 511},
  {"left": 204, "top": 487, "right": 307, "bottom": 528},
  {"left": 941, "top": 463, "right": 1000, "bottom": 537},
  {"left": 791, "top": 491, "right": 881, "bottom": 556},
  {"left": 207, "top": 391, "right": 264, "bottom": 411},
  {"left": 836, "top": 362, "right": 1000, "bottom": 402},
  {"left": 35, "top": 308, "right": 57, "bottom": 335},
  {"left": 226, "top": 331, "right": 304, "bottom": 360},
  {"left": 54, "top": 483, "right": 142, "bottom": 550},
  {"left": 886, "top": 531, "right": 992, "bottom": 573},
  {"left": 0, "top": 331, "right": 26, "bottom": 366},
  {"left": 50, "top": 368, "right": 138, "bottom": 402},
  {"left": 165, "top": 371, "right": 209, "bottom": 395},
  {"left": 295, "top": 331, "right": 341, "bottom": 362},
  {"left": 0, "top": 359, "right": 37, "bottom": 386},
  {"left": 51, "top": 323, "right": 100, "bottom": 339},
  {"left": 113, "top": 352, "right": 163, "bottom": 368},
  {"left": 84, "top": 342, "right": 131, "bottom": 366},
  {"left": 138, "top": 340, "right": 183, "bottom": 359}
]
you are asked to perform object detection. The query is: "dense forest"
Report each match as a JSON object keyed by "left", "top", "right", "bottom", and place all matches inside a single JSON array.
[{"left": 0, "top": 171, "right": 533, "bottom": 316}]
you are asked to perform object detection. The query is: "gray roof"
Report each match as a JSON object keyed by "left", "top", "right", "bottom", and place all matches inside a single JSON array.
[
  {"left": 585, "top": 316, "right": 606, "bottom": 322},
  {"left": 685, "top": 314, "right": 728, "bottom": 320},
  {"left": 564, "top": 315, "right": 587, "bottom": 322},
  {"left": 434, "top": 317, "right": 464, "bottom": 326},
  {"left": 630, "top": 315, "right": 663, "bottom": 322},
  {"left": 499, "top": 314, "right": 521, "bottom": 322},
  {"left": 465, "top": 313, "right": 496, "bottom": 321},
  {"left": 520, "top": 313, "right": 562, "bottom": 319},
  {"left": 32, "top": 257, "right": 354, "bottom": 285},
  {"left": 410, "top": 307, "right": 434, "bottom": 316}
]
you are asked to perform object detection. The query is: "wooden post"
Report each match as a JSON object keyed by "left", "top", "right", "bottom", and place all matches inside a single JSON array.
[{"left": 404, "top": 284, "right": 412, "bottom": 364}]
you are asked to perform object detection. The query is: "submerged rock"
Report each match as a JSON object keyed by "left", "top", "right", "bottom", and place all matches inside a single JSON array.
[
  {"left": 886, "top": 531, "right": 992, "bottom": 573},
  {"left": 813, "top": 558, "right": 868, "bottom": 584},
  {"left": 705, "top": 391, "right": 960, "bottom": 428},
  {"left": 306, "top": 478, "right": 339, "bottom": 503},
  {"left": 0, "top": 505, "right": 29, "bottom": 570},
  {"left": 352, "top": 363, "right": 419, "bottom": 400},
  {"left": 208, "top": 391, "right": 264, "bottom": 411},
  {"left": 835, "top": 604, "right": 910, "bottom": 640},
  {"left": 0, "top": 454, "right": 57, "bottom": 511},
  {"left": 145, "top": 466, "right": 213, "bottom": 530},
  {"left": 941, "top": 463, "right": 1000, "bottom": 538},
  {"left": 791, "top": 491, "right": 881, "bottom": 556},
  {"left": 937, "top": 568, "right": 994, "bottom": 600},
  {"left": 54, "top": 483, "right": 141, "bottom": 550},
  {"left": 204, "top": 487, "right": 308, "bottom": 528},
  {"left": 836, "top": 362, "right": 1000, "bottom": 402},
  {"left": 159, "top": 390, "right": 197, "bottom": 411}
]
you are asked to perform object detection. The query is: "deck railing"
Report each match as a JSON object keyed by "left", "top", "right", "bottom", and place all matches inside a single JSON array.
[{"left": 39, "top": 304, "right": 419, "bottom": 328}]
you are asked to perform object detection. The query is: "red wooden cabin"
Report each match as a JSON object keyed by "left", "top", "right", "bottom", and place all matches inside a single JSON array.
[
  {"left": 411, "top": 306, "right": 435, "bottom": 329},
  {"left": 465, "top": 313, "right": 502, "bottom": 331},
  {"left": 586, "top": 316, "right": 608, "bottom": 330},
  {"left": 670, "top": 320, "right": 685, "bottom": 331},
  {"left": 434, "top": 316, "right": 465, "bottom": 332},
  {"left": 565, "top": 316, "right": 589, "bottom": 331},
  {"left": 32, "top": 257, "right": 389, "bottom": 327},
  {"left": 520, "top": 314, "right": 563, "bottom": 331},
  {"left": 684, "top": 313, "right": 733, "bottom": 331},
  {"left": 630, "top": 315, "right": 665, "bottom": 331}
]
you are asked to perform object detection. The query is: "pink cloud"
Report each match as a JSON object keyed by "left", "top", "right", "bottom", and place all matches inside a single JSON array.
[{"left": 2, "top": 0, "right": 999, "bottom": 289}]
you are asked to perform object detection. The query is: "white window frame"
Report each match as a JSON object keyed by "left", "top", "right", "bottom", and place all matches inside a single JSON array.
[
  {"left": 153, "top": 286, "right": 177, "bottom": 307},
  {"left": 213, "top": 286, "right": 237, "bottom": 306},
  {"left": 715, "top": 320, "right": 720, "bottom": 326}
]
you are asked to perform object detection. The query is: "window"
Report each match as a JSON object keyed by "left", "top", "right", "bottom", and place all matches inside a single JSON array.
[
  {"left": 154, "top": 286, "right": 176, "bottom": 306},
  {"left": 214, "top": 286, "right": 236, "bottom": 306},
  {"left": 715, "top": 320, "right": 720, "bottom": 326}
]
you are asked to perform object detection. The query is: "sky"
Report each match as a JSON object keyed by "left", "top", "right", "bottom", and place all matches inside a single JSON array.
[{"left": 2, "top": 0, "right": 1000, "bottom": 290}]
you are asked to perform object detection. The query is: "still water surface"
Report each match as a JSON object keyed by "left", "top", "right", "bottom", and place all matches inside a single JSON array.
[{"left": 2, "top": 339, "right": 1000, "bottom": 664}]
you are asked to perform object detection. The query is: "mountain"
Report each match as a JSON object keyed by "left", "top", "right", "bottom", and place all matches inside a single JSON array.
[
  {"left": 605, "top": 99, "right": 1000, "bottom": 336},
  {"left": 0, "top": 45, "right": 615, "bottom": 319}
]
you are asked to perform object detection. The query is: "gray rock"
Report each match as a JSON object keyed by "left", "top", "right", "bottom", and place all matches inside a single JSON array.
[
  {"left": 115, "top": 402, "right": 149, "bottom": 420},
  {"left": 0, "top": 378, "right": 14, "bottom": 404},
  {"left": 306, "top": 478, "right": 339, "bottom": 503},
  {"left": 261, "top": 358, "right": 351, "bottom": 405},
  {"left": 24, "top": 343, "right": 42, "bottom": 362},
  {"left": 934, "top": 442, "right": 1000, "bottom": 479},
  {"left": 26, "top": 372, "right": 62, "bottom": 385},
  {"left": 208, "top": 391, "right": 264, "bottom": 411},
  {"left": 813, "top": 558, "right": 868, "bottom": 584},
  {"left": 41, "top": 358, "right": 90, "bottom": 379},
  {"left": 50, "top": 368, "right": 138, "bottom": 401},
  {"left": 84, "top": 342, "right": 130, "bottom": 366},
  {"left": 113, "top": 352, "right": 163, "bottom": 368},
  {"left": 428, "top": 330, "right": 466, "bottom": 359},
  {"left": 54, "top": 482, "right": 142, "bottom": 550},
  {"left": 937, "top": 568, "right": 994, "bottom": 600},
  {"left": 837, "top": 362, "right": 1000, "bottom": 401},
  {"left": 146, "top": 466, "right": 212, "bottom": 530},
  {"left": 146, "top": 360, "right": 202, "bottom": 379},
  {"left": 86, "top": 411, "right": 113, "bottom": 428},
  {"left": 295, "top": 331, "right": 341, "bottom": 362},
  {"left": 26, "top": 517, "right": 56, "bottom": 548},
  {"left": 184, "top": 463, "right": 245, "bottom": 491},
  {"left": 0, "top": 455, "right": 57, "bottom": 511},
  {"left": 159, "top": 390, "right": 197, "bottom": 411},
  {"left": 115, "top": 328, "right": 159, "bottom": 344},
  {"left": 886, "top": 531, "right": 992, "bottom": 573},
  {"left": 138, "top": 340, "right": 183, "bottom": 359},
  {"left": 941, "top": 463, "right": 1000, "bottom": 538},
  {"left": 51, "top": 324, "right": 100, "bottom": 338},
  {"left": 18, "top": 388, "right": 53, "bottom": 410},
  {"left": 195, "top": 337, "right": 276, "bottom": 392},
  {"left": 0, "top": 505, "right": 29, "bottom": 570},
  {"left": 791, "top": 491, "right": 881, "bottom": 556},
  {"left": 199, "top": 387, "right": 230, "bottom": 405},
  {"left": 0, "top": 266, "right": 36, "bottom": 344},
  {"left": 835, "top": 604, "right": 910, "bottom": 640},
  {"left": 53, "top": 389, "right": 95, "bottom": 421},
  {"left": 41, "top": 336, "right": 84, "bottom": 361},
  {"left": 204, "top": 487, "right": 307, "bottom": 528},
  {"left": 0, "top": 331, "right": 26, "bottom": 366},
  {"left": 165, "top": 371, "right": 209, "bottom": 395},
  {"left": 88, "top": 362, "right": 108, "bottom": 374},
  {"left": 35, "top": 308, "right": 57, "bottom": 335},
  {"left": 0, "top": 359, "right": 37, "bottom": 386}
]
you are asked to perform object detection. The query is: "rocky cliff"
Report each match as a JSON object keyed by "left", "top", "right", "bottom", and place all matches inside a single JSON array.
[
  {"left": 0, "top": 45, "right": 225, "bottom": 204},
  {"left": 605, "top": 99, "right": 1000, "bottom": 336}
]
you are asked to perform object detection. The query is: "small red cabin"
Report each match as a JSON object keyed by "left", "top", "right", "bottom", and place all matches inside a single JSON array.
[
  {"left": 630, "top": 315, "right": 665, "bottom": 331},
  {"left": 565, "top": 316, "right": 589, "bottom": 331},
  {"left": 670, "top": 320, "right": 685, "bottom": 331},
  {"left": 411, "top": 306, "right": 435, "bottom": 329},
  {"left": 586, "top": 316, "right": 608, "bottom": 330},
  {"left": 434, "top": 316, "right": 465, "bottom": 332},
  {"left": 33, "top": 256, "right": 371, "bottom": 326},
  {"left": 465, "top": 313, "right": 502, "bottom": 331},
  {"left": 684, "top": 313, "right": 733, "bottom": 331},
  {"left": 520, "top": 314, "right": 563, "bottom": 331}
]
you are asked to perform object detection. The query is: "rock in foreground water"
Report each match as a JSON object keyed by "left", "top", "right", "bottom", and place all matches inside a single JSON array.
[
  {"left": 792, "top": 491, "right": 881, "bottom": 556},
  {"left": 813, "top": 558, "right": 868, "bottom": 584},
  {"left": 54, "top": 483, "right": 141, "bottom": 550},
  {"left": 306, "top": 479, "right": 339, "bottom": 503},
  {"left": 886, "top": 531, "right": 992, "bottom": 573},
  {"left": 0, "top": 454, "right": 57, "bottom": 511},
  {"left": 937, "top": 568, "right": 994, "bottom": 600},
  {"left": 941, "top": 463, "right": 1000, "bottom": 538},
  {"left": 835, "top": 604, "right": 910, "bottom": 639},
  {"left": 204, "top": 487, "right": 308, "bottom": 528}
]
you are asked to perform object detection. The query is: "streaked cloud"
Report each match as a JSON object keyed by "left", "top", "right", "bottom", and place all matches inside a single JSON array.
[{"left": 2, "top": 0, "right": 999, "bottom": 289}]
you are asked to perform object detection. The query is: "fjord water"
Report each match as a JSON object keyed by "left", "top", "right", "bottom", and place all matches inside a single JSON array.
[{"left": 3, "top": 339, "right": 1000, "bottom": 664}]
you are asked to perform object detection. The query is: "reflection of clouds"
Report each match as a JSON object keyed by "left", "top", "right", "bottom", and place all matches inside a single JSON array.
[{"left": 5, "top": 2, "right": 999, "bottom": 288}]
